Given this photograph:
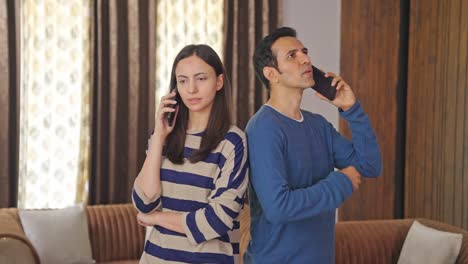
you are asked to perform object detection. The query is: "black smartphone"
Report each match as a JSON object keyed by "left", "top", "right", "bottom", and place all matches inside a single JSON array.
[
  {"left": 311, "top": 65, "right": 337, "bottom": 101},
  {"left": 166, "top": 89, "right": 180, "bottom": 126}
]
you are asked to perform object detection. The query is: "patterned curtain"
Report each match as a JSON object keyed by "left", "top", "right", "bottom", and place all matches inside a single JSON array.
[
  {"left": 89, "top": 0, "right": 158, "bottom": 204},
  {"left": 15, "top": 0, "right": 224, "bottom": 208},
  {"left": 89, "top": 0, "right": 224, "bottom": 205},
  {"left": 19, "top": 0, "right": 92, "bottom": 209},
  {"left": 155, "top": 0, "right": 224, "bottom": 105},
  {"left": 223, "top": 0, "right": 283, "bottom": 129}
]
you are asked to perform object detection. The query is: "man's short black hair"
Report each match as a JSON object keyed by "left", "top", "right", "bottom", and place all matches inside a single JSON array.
[{"left": 253, "top": 27, "right": 297, "bottom": 90}]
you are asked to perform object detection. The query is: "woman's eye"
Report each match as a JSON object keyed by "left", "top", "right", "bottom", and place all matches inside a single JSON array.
[{"left": 177, "top": 80, "right": 185, "bottom": 84}]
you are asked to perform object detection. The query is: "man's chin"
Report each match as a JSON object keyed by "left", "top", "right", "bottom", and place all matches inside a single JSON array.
[
  {"left": 299, "top": 79, "right": 314, "bottom": 88},
  {"left": 302, "top": 81, "right": 314, "bottom": 89}
]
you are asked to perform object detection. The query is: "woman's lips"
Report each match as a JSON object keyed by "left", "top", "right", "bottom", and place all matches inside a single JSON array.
[{"left": 187, "top": 98, "right": 202, "bottom": 104}]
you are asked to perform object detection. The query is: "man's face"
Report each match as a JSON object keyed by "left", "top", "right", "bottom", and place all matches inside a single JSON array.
[{"left": 270, "top": 36, "right": 315, "bottom": 89}]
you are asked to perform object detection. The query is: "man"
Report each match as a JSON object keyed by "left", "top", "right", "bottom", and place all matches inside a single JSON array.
[{"left": 244, "top": 27, "right": 382, "bottom": 263}]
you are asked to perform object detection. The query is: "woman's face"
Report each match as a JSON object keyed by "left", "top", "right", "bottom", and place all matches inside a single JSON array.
[{"left": 175, "top": 55, "right": 223, "bottom": 115}]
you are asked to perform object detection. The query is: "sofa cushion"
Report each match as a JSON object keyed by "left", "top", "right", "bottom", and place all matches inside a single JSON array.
[
  {"left": 19, "top": 205, "right": 95, "bottom": 264},
  {"left": 398, "top": 220, "right": 462, "bottom": 264}
]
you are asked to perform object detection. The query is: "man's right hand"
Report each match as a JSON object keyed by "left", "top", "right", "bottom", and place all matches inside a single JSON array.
[{"left": 340, "top": 166, "right": 362, "bottom": 191}]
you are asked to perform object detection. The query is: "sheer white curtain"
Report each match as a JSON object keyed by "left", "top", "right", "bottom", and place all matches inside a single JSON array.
[
  {"left": 18, "top": 0, "right": 223, "bottom": 209},
  {"left": 19, "top": 0, "right": 92, "bottom": 209},
  {"left": 155, "top": 0, "right": 224, "bottom": 104}
]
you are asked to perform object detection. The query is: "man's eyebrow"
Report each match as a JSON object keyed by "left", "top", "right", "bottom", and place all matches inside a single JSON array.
[{"left": 286, "top": 49, "right": 298, "bottom": 56}]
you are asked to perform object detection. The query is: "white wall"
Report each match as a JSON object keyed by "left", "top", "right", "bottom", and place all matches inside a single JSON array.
[{"left": 282, "top": 0, "right": 341, "bottom": 128}]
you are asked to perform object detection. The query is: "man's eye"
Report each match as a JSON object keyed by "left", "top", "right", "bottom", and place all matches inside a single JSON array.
[{"left": 198, "top": 77, "right": 207, "bottom": 81}]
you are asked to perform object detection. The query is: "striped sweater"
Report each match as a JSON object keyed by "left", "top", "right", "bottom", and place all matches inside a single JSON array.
[{"left": 132, "top": 126, "right": 249, "bottom": 264}]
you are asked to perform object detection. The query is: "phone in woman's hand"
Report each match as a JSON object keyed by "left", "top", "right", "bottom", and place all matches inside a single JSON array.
[
  {"left": 311, "top": 65, "right": 337, "bottom": 101},
  {"left": 166, "top": 90, "right": 180, "bottom": 126}
]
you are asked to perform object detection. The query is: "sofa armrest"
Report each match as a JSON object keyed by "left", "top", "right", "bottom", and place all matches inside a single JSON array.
[
  {"left": 457, "top": 232, "right": 468, "bottom": 264},
  {"left": 0, "top": 209, "right": 40, "bottom": 264},
  {"left": 86, "top": 204, "right": 145, "bottom": 262},
  {"left": 335, "top": 219, "right": 413, "bottom": 264}
]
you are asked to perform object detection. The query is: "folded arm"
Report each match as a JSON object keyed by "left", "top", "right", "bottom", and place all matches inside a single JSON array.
[{"left": 248, "top": 122, "right": 354, "bottom": 225}]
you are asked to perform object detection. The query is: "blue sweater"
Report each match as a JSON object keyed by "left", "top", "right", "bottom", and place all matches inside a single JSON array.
[{"left": 244, "top": 102, "right": 382, "bottom": 264}]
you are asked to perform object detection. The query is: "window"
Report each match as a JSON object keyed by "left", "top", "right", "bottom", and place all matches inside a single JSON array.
[
  {"left": 19, "top": 0, "right": 92, "bottom": 209},
  {"left": 18, "top": 0, "right": 224, "bottom": 209}
]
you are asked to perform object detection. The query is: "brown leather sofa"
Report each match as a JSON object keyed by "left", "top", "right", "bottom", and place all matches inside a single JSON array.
[
  {"left": 0, "top": 204, "right": 145, "bottom": 264},
  {"left": 0, "top": 204, "right": 467, "bottom": 264},
  {"left": 239, "top": 206, "right": 468, "bottom": 264}
]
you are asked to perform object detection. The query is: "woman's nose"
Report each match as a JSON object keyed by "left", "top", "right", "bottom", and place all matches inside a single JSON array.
[{"left": 187, "top": 80, "right": 198, "bottom": 94}]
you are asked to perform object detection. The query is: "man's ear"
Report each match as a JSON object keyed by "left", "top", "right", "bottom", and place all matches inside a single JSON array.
[
  {"left": 216, "top": 74, "right": 224, "bottom": 91},
  {"left": 263, "top": 66, "right": 278, "bottom": 84}
]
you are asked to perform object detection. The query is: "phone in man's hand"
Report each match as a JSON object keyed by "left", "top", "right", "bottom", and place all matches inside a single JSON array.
[
  {"left": 311, "top": 65, "right": 337, "bottom": 101},
  {"left": 166, "top": 89, "right": 180, "bottom": 126}
]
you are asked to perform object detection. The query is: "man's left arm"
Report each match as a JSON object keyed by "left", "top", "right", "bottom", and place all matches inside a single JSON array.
[
  {"left": 316, "top": 73, "right": 382, "bottom": 177},
  {"left": 331, "top": 101, "right": 382, "bottom": 177}
]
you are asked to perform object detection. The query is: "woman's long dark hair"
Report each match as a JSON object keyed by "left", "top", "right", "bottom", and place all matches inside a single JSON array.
[{"left": 165, "top": 44, "right": 232, "bottom": 164}]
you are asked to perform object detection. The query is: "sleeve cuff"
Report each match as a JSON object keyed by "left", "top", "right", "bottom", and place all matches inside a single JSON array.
[
  {"left": 181, "top": 212, "right": 204, "bottom": 246},
  {"left": 132, "top": 183, "right": 161, "bottom": 213},
  {"left": 339, "top": 100, "right": 362, "bottom": 120},
  {"left": 133, "top": 183, "right": 161, "bottom": 204},
  {"left": 331, "top": 171, "right": 354, "bottom": 200}
]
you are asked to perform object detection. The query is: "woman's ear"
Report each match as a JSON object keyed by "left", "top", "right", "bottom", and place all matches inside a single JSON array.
[{"left": 216, "top": 74, "right": 224, "bottom": 91}]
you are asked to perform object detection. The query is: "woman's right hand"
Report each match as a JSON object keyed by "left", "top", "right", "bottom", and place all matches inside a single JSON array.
[{"left": 154, "top": 90, "right": 178, "bottom": 140}]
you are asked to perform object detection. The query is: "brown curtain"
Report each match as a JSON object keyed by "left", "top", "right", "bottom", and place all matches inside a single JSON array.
[
  {"left": 223, "top": 0, "right": 283, "bottom": 129},
  {"left": 0, "top": 0, "right": 19, "bottom": 208},
  {"left": 89, "top": 0, "right": 157, "bottom": 205}
]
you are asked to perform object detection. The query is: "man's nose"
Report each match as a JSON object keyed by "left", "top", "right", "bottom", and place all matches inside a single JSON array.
[{"left": 299, "top": 53, "right": 311, "bottom": 65}]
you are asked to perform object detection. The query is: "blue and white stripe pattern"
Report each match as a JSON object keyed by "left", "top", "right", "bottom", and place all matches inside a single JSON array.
[{"left": 132, "top": 126, "right": 248, "bottom": 264}]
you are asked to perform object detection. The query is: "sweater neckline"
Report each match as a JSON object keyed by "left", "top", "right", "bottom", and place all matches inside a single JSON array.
[{"left": 264, "top": 104, "right": 304, "bottom": 122}]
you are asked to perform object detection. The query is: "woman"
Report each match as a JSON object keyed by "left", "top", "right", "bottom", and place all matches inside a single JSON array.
[{"left": 132, "top": 44, "right": 248, "bottom": 264}]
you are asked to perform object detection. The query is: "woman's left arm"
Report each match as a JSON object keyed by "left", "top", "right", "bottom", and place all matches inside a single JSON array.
[
  {"left": 137, "top": 211, "right": 185, "bottom": 234},
  {"left": 138, "top": 131, "right": 249, "bottom": 244}
]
